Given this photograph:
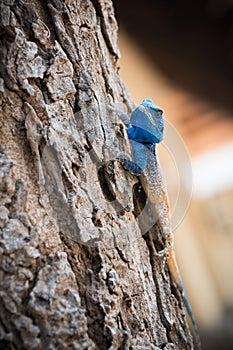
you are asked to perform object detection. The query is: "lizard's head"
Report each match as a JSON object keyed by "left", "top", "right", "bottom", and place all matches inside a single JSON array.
[{"left": 129, "top": 98, "right": 164, "bottom": 144}]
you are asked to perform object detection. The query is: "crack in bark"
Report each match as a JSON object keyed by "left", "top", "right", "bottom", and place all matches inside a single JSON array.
[
  {"left": 90, "top": 0, "right": 119, "bottom": 58},
  {"left": 59, "top": 234, "right": 114, "bottom": 349},
  {"left": 47, "top": 3, "right": 80, "bottom": 66}
]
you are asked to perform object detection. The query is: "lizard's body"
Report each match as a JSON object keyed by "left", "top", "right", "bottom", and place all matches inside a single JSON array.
[{"left": 115, "top": 98, "right": 201, "bottom": 349}]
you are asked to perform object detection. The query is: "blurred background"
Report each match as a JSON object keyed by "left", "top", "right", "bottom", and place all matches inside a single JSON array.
[{"left": 114, "top": 1, "right": 233, "bottom": 349}]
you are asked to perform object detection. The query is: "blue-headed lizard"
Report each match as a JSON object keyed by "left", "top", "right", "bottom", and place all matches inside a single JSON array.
[{"left": 115, "top": 98, "right": 201, "bottom": 349}]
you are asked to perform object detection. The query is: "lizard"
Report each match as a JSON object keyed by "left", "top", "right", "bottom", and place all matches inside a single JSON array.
[{"left": 114, "top": 98, "right": 201, "bottom": 349}]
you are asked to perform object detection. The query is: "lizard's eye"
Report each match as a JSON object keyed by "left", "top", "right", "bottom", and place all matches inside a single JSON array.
[{"left": 155, "top": 109, "right": 163, "bottom": 118}]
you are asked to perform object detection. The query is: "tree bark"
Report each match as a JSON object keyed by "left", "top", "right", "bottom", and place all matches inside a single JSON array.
[{"left": 0, "top": 0, "right": 194, "bottom": 349}]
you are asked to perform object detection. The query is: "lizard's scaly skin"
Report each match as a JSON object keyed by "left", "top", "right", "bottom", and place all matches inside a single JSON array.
[{"left": 116, "top": 98, "right": 201, "bottom": 349}]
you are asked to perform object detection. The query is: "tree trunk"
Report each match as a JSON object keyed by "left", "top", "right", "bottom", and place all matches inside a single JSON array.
[{"left": 0, "top": 0, "right": 194, "bottom": 349}]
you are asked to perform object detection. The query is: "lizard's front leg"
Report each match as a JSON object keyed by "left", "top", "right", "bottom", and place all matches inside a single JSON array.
[
  {"left": 117, "top": 141, "right": 149, "bottom": 176},
  {"left": 117, "top": 156, "right": 143, "bottom": 175}
]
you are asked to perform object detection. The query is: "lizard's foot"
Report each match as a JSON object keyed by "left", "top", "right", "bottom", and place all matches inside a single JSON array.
[
  {"left": 151, "top": 241, "right": 172, "bottom": 268},
  {"left": 151, "top": 248, "right": 169, "bottom": 272},
  {"left": 152, "top": 245, "right": 170, "bottom": 258},
  {"left": 117, "top": 153, "right": 143, "bottom": 176},
  {"left": 152, "top": 248, "right": 169, "bottom": 272}
]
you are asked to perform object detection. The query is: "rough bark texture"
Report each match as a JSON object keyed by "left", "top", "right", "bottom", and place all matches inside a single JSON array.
[{"left": 0, "top": 1, "right": 194, "bottom": 349}]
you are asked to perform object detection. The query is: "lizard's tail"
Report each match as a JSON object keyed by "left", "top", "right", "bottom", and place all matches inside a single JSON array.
[
  {"left": 182, "top": 289, "right": 202, "bottom": 350},
  {"left": 167, "top": 248, "right": 202, "bottom": 350}
]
